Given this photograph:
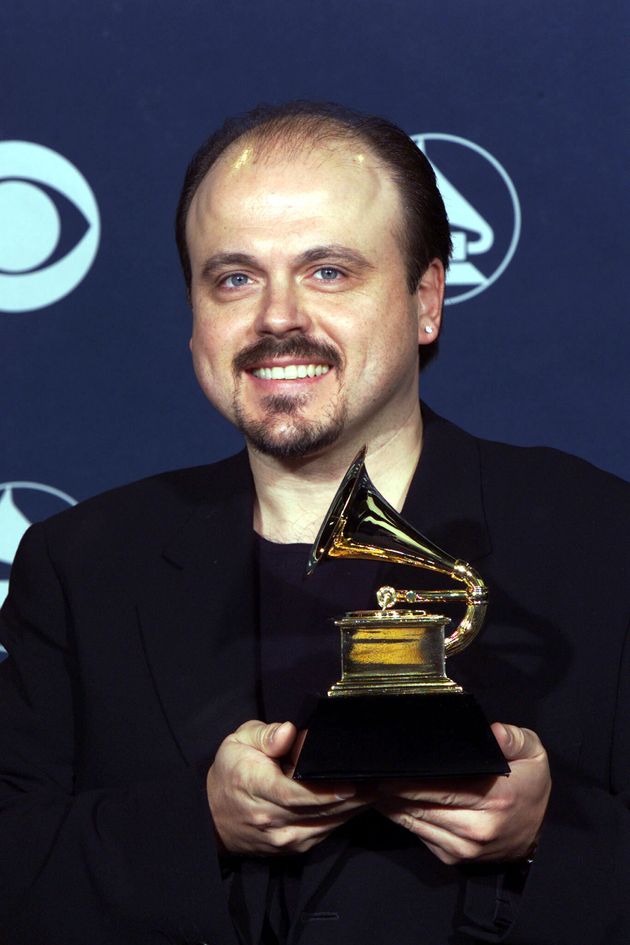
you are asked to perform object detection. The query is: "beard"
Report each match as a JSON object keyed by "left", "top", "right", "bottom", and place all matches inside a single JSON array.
[
  {"left": 231, "top": 334, "right": 346, "bottom": 458},
  {"left": 233, "top": 391, "right": 347, "bottom": 458}
]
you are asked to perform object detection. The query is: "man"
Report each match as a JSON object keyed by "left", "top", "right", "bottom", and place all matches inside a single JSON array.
[{"left": 0, "top": 102, "right": 628, "bottom": 945}]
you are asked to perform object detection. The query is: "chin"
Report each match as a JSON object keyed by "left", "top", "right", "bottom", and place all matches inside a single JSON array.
[
  {"left": 235, "top": 394, "right": 347, "bottom": 460},
  {"left": 241, "top": 417, "right": 345, "bottom": 459}
]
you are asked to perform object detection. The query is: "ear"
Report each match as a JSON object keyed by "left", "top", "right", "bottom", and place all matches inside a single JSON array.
[{"left": 416, "top": 259, "right": 445, "bottom": 346}]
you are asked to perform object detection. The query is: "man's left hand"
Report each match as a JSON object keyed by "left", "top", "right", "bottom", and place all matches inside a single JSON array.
[{"left": 375, "top": 723, "right": 551, "bottom": 864}]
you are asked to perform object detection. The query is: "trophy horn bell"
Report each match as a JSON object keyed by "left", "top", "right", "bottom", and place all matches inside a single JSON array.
[{"left": 307, "top": 446, "right": 488, "bottom": 657}]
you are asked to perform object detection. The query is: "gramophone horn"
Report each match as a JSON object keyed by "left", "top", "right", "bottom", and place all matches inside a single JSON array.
[{"left": 307, "top": 446, "right": 487, "bottom": 656}]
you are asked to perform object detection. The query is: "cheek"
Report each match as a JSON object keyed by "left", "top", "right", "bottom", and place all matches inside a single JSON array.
[
  {"left": 364, "top": 315, "right": 417, "bottom": 370},
  {"left": 191, "top": 315, "right": 227, "bottom": 366},
  {"left": 190, "top": 328, "right": 233, "bottom": 398}
]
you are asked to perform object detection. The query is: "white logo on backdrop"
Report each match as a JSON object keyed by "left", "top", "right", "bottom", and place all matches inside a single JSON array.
[
  {"left": 412, "top": 133, "right": 521, "bottom": 305},
  {"left": 0, "top": 481, "right": 77, "bottom": 659},
  {"left": 0, "top": 141, "right": 100, "bottom": 313}
]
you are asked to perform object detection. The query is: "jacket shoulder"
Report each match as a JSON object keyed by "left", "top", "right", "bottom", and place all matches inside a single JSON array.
[
  {"left": 477, "top": 436, "right": 629, "bottom": 507},
  {"left": 475, "top": 436, "right": 630, "bottom": 565},
  {"left": 35, "top": 451, "right": 252, "bottom": 561}
]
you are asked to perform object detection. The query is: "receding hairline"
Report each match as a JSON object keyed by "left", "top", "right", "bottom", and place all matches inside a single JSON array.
[
  {"left": 187, "top": 115, "right": 409, "bottom": 252},
  {"left": 211, "top": 112, "right": 376, "bottom": 164},
  {"left": 190, "top": 115, "right": 400, "bottom": 201}
]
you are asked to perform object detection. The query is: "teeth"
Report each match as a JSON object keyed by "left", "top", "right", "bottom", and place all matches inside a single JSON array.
[{"left": 252, "top": 364, "right": 330, "bottom": 380}]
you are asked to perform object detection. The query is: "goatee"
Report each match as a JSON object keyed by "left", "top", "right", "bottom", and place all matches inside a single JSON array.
[
  {"left": 232, "top": 334, "right": 345, "bottom": 458},
  {"left": 234, "top": 393, "right": 347, "bottom": 459}
]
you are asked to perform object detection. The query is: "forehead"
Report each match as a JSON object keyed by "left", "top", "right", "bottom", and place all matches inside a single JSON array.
[{"left": 186, "top": 136, "right": 404, "bottom": 251}]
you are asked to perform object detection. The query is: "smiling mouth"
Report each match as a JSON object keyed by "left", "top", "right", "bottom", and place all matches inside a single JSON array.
[{"left": 251, "top": 363, "right": 331, "bottom": 380}]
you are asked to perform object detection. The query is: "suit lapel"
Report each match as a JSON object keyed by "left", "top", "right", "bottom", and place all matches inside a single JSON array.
[
  {"left": 403, "top": 404, "right": 492, "bottom": 564},
  {"left": 137, "top": 453, "right": 261, "bottom": 768}
]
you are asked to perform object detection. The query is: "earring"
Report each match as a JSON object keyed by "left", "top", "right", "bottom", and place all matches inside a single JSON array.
[{"left": 423, "top": 324, "right": 434, "bottom": 335}]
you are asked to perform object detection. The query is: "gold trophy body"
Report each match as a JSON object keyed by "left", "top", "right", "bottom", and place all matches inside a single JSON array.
[{"left": 293, "top": 447, "right": 509, "bottom": 781}]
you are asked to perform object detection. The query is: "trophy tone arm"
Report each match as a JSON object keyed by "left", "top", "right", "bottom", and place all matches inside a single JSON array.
[{"left": 376, "top": 563, "right": 488, "bottom": 658}]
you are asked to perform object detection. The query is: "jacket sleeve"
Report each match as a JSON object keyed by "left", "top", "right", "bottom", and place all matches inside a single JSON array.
[
  {"left": 0, "top": 524, "right": 240, "bottom": 945},
  {"left": 502, "top": 615, "right": 630, "bottom": 945},
  {"left": 459, "top": 617, "right": 630, "bottom": 945}
]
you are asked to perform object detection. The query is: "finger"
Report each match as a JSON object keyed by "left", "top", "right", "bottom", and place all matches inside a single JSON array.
[
  {"left": 256, "top": 815, "right": 355, "bottom": 854},
  {"left": 374, "top": 777, "right": 496, "bottom": 808},
  {"left": 232, "top": 755, "right": 358, "bottom": 810},
  {"left": 286, "top": 794, "right": 371, "bottom": 819},
  {"left": 228, "top": 722, "right": 360, "bottom": 808},
  {"left": 378, "top": 802, "right": 498, "bottom": 843},
  {"left": 491, "top": 723, "right": 546, "bottom": 762},
  {"left": 383, "top": 809, "right": 486, "bottom": 863},
  {"left": 233, "top": 719, "right": 298, "bottom": 759},
  {"left": 269, "top": 776, "right": 359, "bottom": 810}
]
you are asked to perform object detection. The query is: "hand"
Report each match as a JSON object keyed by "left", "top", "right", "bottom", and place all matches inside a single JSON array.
[
  {"left": 374, "top": 723, "right": 551, "bottom": 865},
  {"left": 206, "top": 719, "right": 370, "bottom": 856}
]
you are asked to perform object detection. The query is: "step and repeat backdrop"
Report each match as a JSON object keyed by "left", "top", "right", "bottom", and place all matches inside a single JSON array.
[{"left": 1, "top": 0, "right": 628, "bottom": 653}]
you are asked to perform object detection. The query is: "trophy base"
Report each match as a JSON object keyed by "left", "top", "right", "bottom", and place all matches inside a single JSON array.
[{"left": 292, "top": 693, "right": 510, "bottom": 781}]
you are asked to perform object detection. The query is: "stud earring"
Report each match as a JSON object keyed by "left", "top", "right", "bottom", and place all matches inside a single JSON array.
[{"left": 423, "top": 324, "right": 434, "bottom": 335}]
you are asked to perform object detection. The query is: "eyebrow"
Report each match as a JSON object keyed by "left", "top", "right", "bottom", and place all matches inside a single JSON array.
[
  {"left": 296, "top": 245, "right": 375, "bottom": 271},
  {"left": 199, "top": 244, "right": 375, "bottom": 281},
  {"left": 200, "top": 252, "right": 259, "bottom": 281}
]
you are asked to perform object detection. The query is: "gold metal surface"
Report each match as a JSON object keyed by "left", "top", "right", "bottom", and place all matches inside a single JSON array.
[{"left": 308, "top": 446, "right": 488, "bottom": 696}]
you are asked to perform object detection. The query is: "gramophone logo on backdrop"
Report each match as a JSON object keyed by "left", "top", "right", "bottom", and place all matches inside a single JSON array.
[
  {"left": 412, "top": 133, "right": 521, "bottom": 305},
  {"left": 0, "top": 141, "right": 100, "bottom": 313},
  {"left": 0, "top": 482, "right": 77, "bottom": 660}
]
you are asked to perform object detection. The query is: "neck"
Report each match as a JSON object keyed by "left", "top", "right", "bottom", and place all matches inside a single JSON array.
[{"left": 249, "top": 404, "right": 423, "bottom": 544}]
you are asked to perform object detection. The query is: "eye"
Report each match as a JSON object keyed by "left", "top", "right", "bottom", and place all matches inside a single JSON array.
[
  {"left": 313, "top": 266, "right": 343, "bottom": 282},
  {"left": 220, "top": 272, "right": 252, "bottom": 288}
]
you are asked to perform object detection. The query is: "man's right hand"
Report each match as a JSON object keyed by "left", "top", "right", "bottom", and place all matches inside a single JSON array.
[{"left": 206, "top": 720, "right": 369, "bottom": 855}]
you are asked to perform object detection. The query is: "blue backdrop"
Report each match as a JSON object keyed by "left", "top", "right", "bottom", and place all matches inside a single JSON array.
[{"left": 1, "top": 0, "right": 628, "bottom": 628}]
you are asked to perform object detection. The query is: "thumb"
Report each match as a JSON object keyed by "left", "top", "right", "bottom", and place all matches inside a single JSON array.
[
  {"left": 491, "top": 722, "right": 544, "bottom": 762},
  {"left": 236, "top": 719, "right": 297, "bottom": 758}
]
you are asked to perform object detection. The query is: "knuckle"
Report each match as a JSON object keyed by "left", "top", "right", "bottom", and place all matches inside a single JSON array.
[
  {"left": 235, "top": 719, "right": 269, "bottom": 750},
  {"left": 269, "top": 826, "right": 297, "bottom": 849},
  {"left": 400, "top": 813, "right": 418, "bottom": 833},
  {"left": 437, "top": 851, "right": 459, "bottom": 865},
  {"left": 520, "top": 725, "right": 537, "bottom": 744},
  {"left": 275, "top": 786, "right": 296, "bottom": 808},
  {"left": 233, "top": 720, "right": 257, "bottom": 741},
  {"left": 448, "top": 838, "right": 483, "bottom": 861},
  {"left": 251, "top": 809, "right": 274, "bottom": 830},
  {"left": 440, "top": 792, "right": 459, "bottom": 807},
  {"left": 253, "top": 726, "right": 271, "bottom": 752},
  {"left": 492, "top": 793, "right": 512, "bottom": 814},
  {"left": 463, "top": 820, "right": 494, "bottom": 845},
  {"left": 296, "top": 837, "right": 319, "bottom": 853}
]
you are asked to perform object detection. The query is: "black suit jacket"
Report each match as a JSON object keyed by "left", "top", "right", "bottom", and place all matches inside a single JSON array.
[{"left": 1, "top": 407, "right": 629, "bottom": 945}]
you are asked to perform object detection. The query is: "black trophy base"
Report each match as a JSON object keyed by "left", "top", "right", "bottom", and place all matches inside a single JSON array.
[{"left": 293, "top": 693, "right": 510, "bottom": 781}]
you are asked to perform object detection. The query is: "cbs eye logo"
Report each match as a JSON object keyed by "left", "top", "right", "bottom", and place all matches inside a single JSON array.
[
  {"left": 0, "top": 480, "right": 77, "bottom": 662},
  {"left": 0, "top": 141, "right": 100, "bottom": 313}
]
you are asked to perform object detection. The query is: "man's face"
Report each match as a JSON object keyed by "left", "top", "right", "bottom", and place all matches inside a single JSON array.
[{"left": 187, "top": 137, "right": 442, "bottom": 460}]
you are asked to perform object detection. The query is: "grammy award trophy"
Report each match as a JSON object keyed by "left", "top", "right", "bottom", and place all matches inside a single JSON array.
[{"left": 293, "top": 447, "right": 509, "bottom": 781}]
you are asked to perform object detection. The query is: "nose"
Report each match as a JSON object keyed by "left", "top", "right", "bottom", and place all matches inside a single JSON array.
[{"left": 254, "top": 277, "right": 311, "bottom": 336}]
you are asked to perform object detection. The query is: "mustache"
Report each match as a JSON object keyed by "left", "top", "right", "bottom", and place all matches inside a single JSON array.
[{"left": 233, "top": 336, "right": 342, "bottom": 373}]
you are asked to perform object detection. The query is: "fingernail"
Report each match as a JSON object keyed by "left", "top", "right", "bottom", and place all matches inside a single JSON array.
[{"left": 335, "top": 787, "right": 356, "bottom": 800}]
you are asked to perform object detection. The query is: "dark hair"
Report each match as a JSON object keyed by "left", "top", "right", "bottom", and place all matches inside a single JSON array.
[{"left": 175, "top": 101, "right": 451, "bottom": 365}]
